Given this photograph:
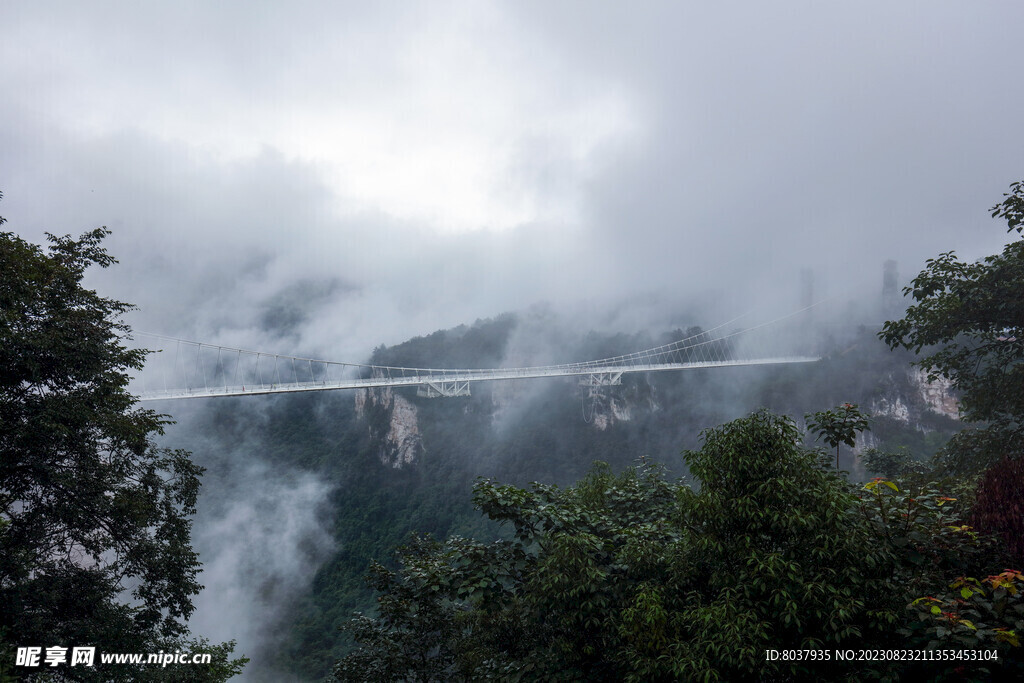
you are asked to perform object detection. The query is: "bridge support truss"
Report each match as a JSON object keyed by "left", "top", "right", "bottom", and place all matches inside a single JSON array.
[
  {"left": 417, "top": 380, "right": 472, "bottom": 398},
  {"left": 578, "top": 371, "right": 623, "bottom": 388},
  {"left": 578, "top": 371, "right": 623, "bottom": 398}
]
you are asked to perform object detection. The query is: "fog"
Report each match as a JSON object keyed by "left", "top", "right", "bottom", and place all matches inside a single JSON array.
[
  {"left": 5, "top": 1, "right": 1022, "bottom": 359},
  {"left": 4, "top": 1, "right": 1023, "bottom": 677}
]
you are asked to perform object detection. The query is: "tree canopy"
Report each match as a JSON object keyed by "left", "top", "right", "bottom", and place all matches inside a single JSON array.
[
  {"left": 806, "top": 402, "right": 870, "bottom": 469},
  {"left": 334, "top": 409, "right": 1020, "bottom": 681},
  {"left": 0, "top": 212, "right": 245, "bottom": 680},
  {"left": 880, "top": 181, "right": 1024, "bottom": 474}
]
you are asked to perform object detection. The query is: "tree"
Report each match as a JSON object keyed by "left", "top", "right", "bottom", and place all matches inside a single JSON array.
[
  {"left": 674, "top": 410, "right": 896, "bottom": 681},
  {"left": 0, "top": 209, "right": 245, "bottom": 680},
  {"left": 806, "top": 402, "right": 871, "bottom": 470},
  {"left": 879, "top": 180, "right": 1024, "bottom": 474},
  {"left": 862, "top": 446, "right": 930, "bottom": 480},
  {"left": 335, "top": 411, "right": 949, "bottom": 682},
  {"left": 904, "top": 569, "right": 1024, "bottom": 679}
]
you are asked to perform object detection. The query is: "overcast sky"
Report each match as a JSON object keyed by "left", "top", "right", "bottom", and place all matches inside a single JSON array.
[{"left": 3, "top": 1, "right": 1023, "bottom": 361}]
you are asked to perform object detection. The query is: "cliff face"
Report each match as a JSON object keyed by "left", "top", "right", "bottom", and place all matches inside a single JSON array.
[
  {"left": 355, "top": 387, "right": 424, "bottom": 468},
  {"left": 911, "top": 369, "right": 959, "bottom": 420},
  {"left": 585, "top": 382, "right": 660, "bottom": 431},
  {"left": 354, "top": 365, "right": 959, "bottom": 471},
  {"left": 845, "top": 367, "right": 962, "bottom": 476},
  {"left": 350, "top": 322, "right": 964, "bottom": 477},
  {"left": 871, "top": 369, "right": 960, "bottom": 425}
]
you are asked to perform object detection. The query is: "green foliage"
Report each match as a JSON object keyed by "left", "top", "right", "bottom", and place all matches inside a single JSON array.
[
  {"left": 806, "top": 402, "right": 871, "bottom": 469},
  {"left": 333, "top": 410, "right": 978, "bottom": 682},
  {"left": 863, "top": 446, "right": 931, "bottom": 480},
  {"left": 992, "top": 180, "right": 1024, "bottom": 234},
  {"left": 857, "top": 478, "right": 994, "bottom": 592},
  {"left": 677, "top": 410, "right": 893, "bottom": 681},
  {"left": 0, "top": 627, "right": 17, "bottom": 683},
  {"left": 905, "top": 570, "right": 1024, "bottom": 680},
  {"left": 145, "top": 639, "right": 250, "bottom": 682},
  {"left": 880, "top": 180, "right": 1024, "bottom": 474},
  {"left": 970, "top": 456, "right": 1024, "bottom": 569},
  {"left": 370, "top": 315, "right": 517, "bottom": 370},
  {"left": 854, "top": 476, "right": 1024, "bottom": 679},
  {"left": 0, "top": 220, "right": 245, "bottom": 681},
  {"left": 333, "top": 534, "right": 531, "bottom": 682}
]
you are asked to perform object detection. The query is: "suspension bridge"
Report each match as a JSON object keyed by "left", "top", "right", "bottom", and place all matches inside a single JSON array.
[{"left": 128, "top": 310, "right": 819, "bottom": 401}]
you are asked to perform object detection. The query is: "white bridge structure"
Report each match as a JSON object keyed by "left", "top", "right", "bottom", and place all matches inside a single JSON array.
[{"left": 129, "top": 312, "right": 818, "bottom": 401}]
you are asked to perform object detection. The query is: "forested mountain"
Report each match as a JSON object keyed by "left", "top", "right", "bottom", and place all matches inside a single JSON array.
[{"left": 162, "top": 310, "right": 962, "bottom": 680}]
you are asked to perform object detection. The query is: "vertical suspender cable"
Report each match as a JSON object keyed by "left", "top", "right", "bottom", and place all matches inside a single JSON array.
[
  {"left": 191, "top": 343, "right": 201, "bottom": 391},
  {"left": 201, "top": 345, "right": 208, "bottom": 393}
]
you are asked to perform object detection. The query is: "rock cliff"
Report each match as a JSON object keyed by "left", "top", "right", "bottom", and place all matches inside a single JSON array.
[{"left": 355, "top": 387, "right": 424, "bottom": 468}]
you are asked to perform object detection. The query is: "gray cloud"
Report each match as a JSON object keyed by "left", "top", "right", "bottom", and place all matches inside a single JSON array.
[
  {"left": 6, "top": 2, "right": 1017, "bottom": 360},
  {"left": 189, "top": 462, "right": 334, "bottom": 681}
]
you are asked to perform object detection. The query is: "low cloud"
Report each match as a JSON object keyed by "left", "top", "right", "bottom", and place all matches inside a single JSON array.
[{"left": 186, "top": 457, "right": 334, "bottom": 681}]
